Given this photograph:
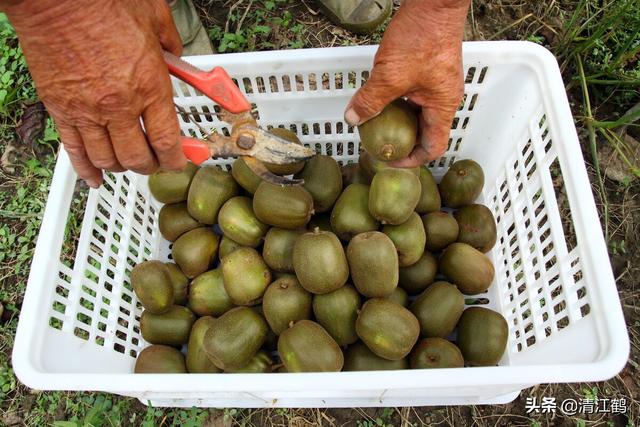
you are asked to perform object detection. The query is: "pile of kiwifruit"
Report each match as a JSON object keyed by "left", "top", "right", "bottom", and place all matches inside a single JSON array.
[{"left": 133, "top": 99, "right": 508, "bottom": 374}]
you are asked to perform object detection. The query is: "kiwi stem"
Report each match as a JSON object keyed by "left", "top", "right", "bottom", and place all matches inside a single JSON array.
[{"left": 381, "top": 144, "right": 395, "bottom": 160}]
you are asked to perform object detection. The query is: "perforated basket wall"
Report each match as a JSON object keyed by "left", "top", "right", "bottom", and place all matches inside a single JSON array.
[{"left": 13, "top": 43, "right": 627, "bottom": 408}]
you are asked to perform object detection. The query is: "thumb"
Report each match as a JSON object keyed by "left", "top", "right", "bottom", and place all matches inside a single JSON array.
[
  {"left": 155, "top": 0, "right": 183, "bottom": 56},
  {"left": 344, "top": 64, "right": 408, "bottom": 126}
]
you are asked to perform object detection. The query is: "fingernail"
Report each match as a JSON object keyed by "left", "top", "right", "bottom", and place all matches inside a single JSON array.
[
  {"left": 345, "top": 108, "right": 361, "bottom": 126},
  {"left": 85, "top": 179, "right": 101, "bottom": 189}
]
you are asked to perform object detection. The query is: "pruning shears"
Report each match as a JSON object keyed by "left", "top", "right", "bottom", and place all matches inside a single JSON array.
[{"left": 164, "top": 51, "right": 315, "bottom": 185}]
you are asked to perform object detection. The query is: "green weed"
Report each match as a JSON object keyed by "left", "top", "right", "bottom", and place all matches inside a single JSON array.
[
  {"left": 558, "top": 0, "right": 640, "bottom": 243},
  {"left": 169, "top": 407, "right": 211, "bottom": 426},
  {"left": 0, "top": 13, "right": 36, "bottom": 116},
  {"left": 582, "top": 386, "right": 599, "bottom": 400},
  {"left": 50, "top": 394, "right": 130, "bottom": 427},
  {"left": 0, "top": 154, "right": 56, "bottom": 289},
  {"left": 0, "top": 359, "right": 16, "bottom": 398},
  {"left": 558, "top": 0, "right": 640, "bottom": 107},
  {"left": 207, "top": 1, "right": 305, "bottom": 52},
  {"left": 610, "top": 239, "right": 627, "bottom": 255},
  {"left": 274, "top": 407, "right": 291, "bottom": 417},
  {"left": 357, "top": 408, "right": 396, "bottom": 427}
]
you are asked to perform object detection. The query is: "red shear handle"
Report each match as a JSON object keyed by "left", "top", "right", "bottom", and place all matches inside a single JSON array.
[
  {"left": 164, "top": 51, "right": 251, "bottom": 114},
  {"left": 180, "top": 137, "right": 210, "bottom": 165}
]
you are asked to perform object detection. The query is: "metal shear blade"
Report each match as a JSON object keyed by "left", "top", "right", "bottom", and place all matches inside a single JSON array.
[
  {"left": 228, "top": 125, "right": 315, "bottom": 164},
  {"left": 164, "top": 50, "right": 315, "bottom": 185},
  {"left": 243, "top": 156, "right": 304, "bottom": 186}
]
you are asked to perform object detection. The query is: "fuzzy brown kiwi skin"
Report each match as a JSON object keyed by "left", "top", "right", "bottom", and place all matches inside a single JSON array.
[
  {"left": 382, "top": 212, "right": 426, "bottom": 267},
  {"left": 355, "top": 298, "right": 420, "bottom": 361},
  {"left": 312, "top": 284, "right": 361, "bottom": 346},
  {"left": 131, "top": 260, "right": 174, "bottom": 314},
  {"left": 398, "top": 251, "right": 438, "bottom": 295},
  {"left": 358, "top": 99, "right": 418, "bottom": 162},
  {"left": 457, "top": 307, "right": 508, "bottom": 366},
  {"left": 453, "top": 204, "right": 497, "bottom": 253},
  {"left": 262, "top": 275, "right": 312, "bottom": 335},
  {"left": 341, "top": 163, "right": 371, "bottom": 186},
  {"left": 410, "top": 281, "right": 464, "bottom": 338},
  {"left": 369, "top": 168, "right": 421, "bottom": 225},
  {"left": 292, "top": 229, "right": 349, "bottom": 294},
  {"left": 438, "top": 159, "right": 485, "bottom": 208},
  {"left": 203, "top": 306, "right": 269, "bottom": 371},
  {"left": 347, "top": 231, "right": 399, "bottom": 298},
  {"left": 416, "top": 167, "right": 441, "bottom": 214},
  {"left": 439, "top": 242, "right": 495, "bottom": 295},
  {"left": 277, "top": 320, "right": 344, "bottom": 372},
  {"left": 409, "top": 338, "right": 464, "bottom": 369},
  {"left": 295, "top": 155, "right": 343, "bottom": 213},
  {"left": 422, "top": 211, "right": 459, "bottom": 252},
  {"left": 344, "top": 342, "right": 408, "bottom": 371},
  {"left": 330, "top": 184, "right": 379, "bottom": 241},
  {"left": 253, "top": 182, "right": 314, "bottom": 230}
]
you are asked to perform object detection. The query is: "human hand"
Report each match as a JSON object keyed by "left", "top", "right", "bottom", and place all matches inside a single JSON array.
[
  {"left": 344, "top": 0, "right": 469, "bottom": 167},
  {"left": 4, "top": 0, "right": 187, "bottom": 187}
]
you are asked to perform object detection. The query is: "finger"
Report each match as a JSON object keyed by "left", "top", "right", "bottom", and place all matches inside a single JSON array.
[
  {"left": 389, "top": 145, "right": 430, "bottom": 168},
  {"left": 142, "top": 92, "right": 187, "bottom": 171},
  {"left": 77, "top": 125, "right": 125, "bottom": 172},
  {"left": 155, "top": 0, "right": 183, "bottom": 56},
  {"left": 389, "top": 105, "right": 457, "bottom": 168},
  {"left": 57, "top": 123, "right": 103, "bottom": 188},
  {"left": 108, "top": 119, "right": 160, "bottom": 175},
  {"left": 419, "top": 105, "right": 456, "bottom": 161},
  {"left": 344, "top": 63, "right": 408, "bottom": 126}
]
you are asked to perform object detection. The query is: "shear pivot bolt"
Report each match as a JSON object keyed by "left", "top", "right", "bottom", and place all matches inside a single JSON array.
[{"left": 237, "top": 133, "right": 256, "bottom": 149}]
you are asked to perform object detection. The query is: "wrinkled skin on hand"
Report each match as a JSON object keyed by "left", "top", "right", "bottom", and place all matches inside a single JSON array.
[
  {"left": 4, "top": 0, "right": 187, "bottom": 187},
  {"left": 345, "top": 0, "right": 469, "bottom": 167}
]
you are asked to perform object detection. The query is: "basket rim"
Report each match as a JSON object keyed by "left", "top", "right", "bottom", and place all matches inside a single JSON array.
[{"left": 13, "top": 41, "right": 629, "bottom": 395}]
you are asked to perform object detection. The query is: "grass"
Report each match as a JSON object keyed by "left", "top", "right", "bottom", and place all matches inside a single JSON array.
[
  {"left": 0, "top": 14, "right": 35, "bottom": 116},
  {"left": 206, "top": 0, "right": 307, "bottom": 52},
  {"left": 195, "top": 0, "right": 389, "bottom": 54},
  {"left": 0, "top": 0, "right": 639, "bottom": 426},
  {"left": 553, "top": 0, "right": 640, "bottom": 242},
  {"left": 0, "top": 15, "right": 58, "bottom": 420}
]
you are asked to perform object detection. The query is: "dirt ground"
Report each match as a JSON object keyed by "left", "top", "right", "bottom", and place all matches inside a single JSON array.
[{"left": 0, "top": 0, "right": 638, "bottom": 426}]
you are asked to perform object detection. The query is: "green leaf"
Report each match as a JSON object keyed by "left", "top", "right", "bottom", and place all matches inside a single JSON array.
[
  {"left": 1, "top": 70, "right": 13, "bottom": 84},
  {"left": 253, "top": 25, "right": 270, "bottom": 35},
  {"left": 43, "top": 125, "right": 59, "bottom": 142},
  {"left": 25, "top": 158, "right": 40, "bottom": 170}
]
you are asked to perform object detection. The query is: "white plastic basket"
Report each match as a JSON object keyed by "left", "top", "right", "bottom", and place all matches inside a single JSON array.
[{"left": 13, "top": 42, "right": 628, "bottom": 408}]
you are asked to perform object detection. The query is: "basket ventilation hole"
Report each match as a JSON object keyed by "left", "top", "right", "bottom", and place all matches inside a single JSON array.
[{"left": 477, "top": 66, "right": 488, "bottom": 83}]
